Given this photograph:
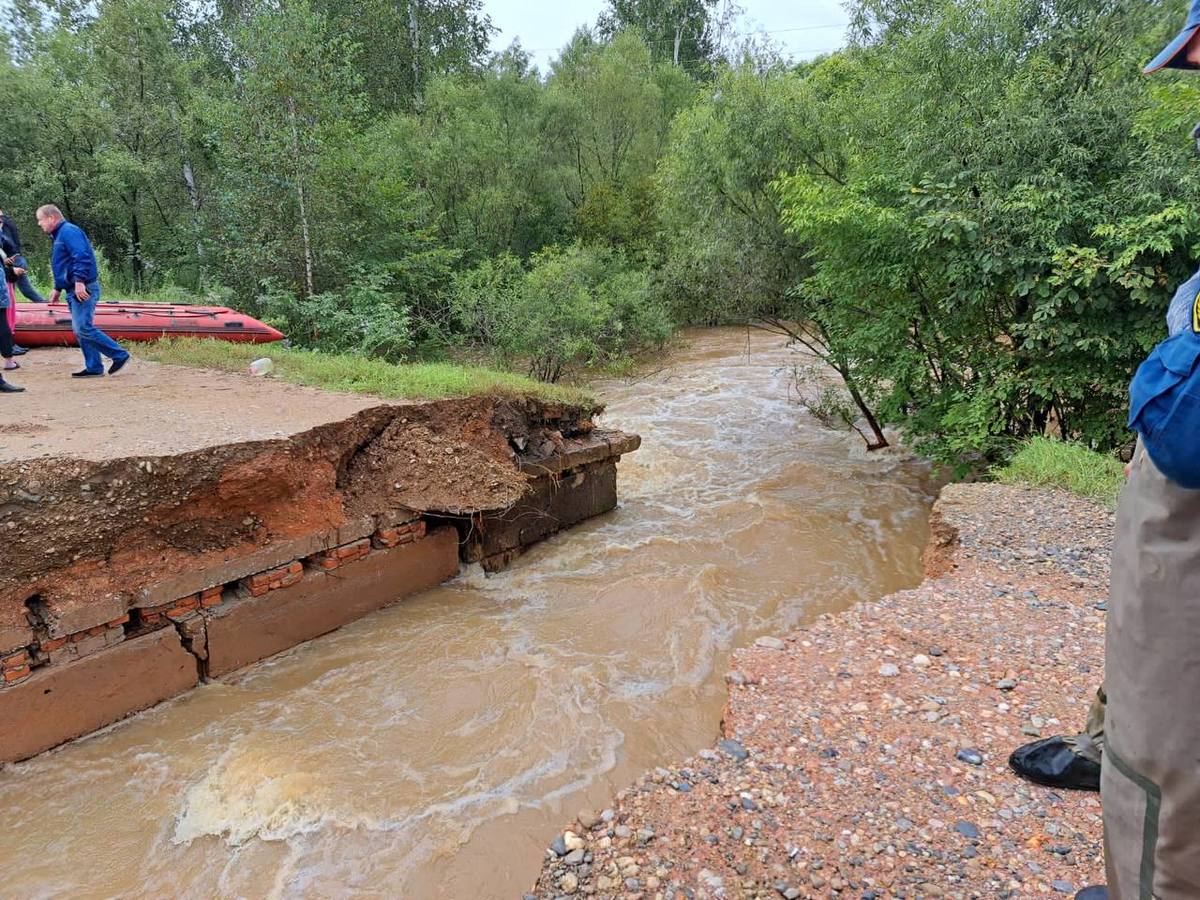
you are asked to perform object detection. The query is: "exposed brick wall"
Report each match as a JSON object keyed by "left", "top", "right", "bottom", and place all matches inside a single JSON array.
[
  {"left": 307, "top": 538, "right": 372, "bottom": 571},
  {"left": 244, "top": 562, "right": 304, "bottom": 597},
  {"left": 373, "top": 520, "right": 427, "bottom": 549},
  {"left": 2, "top": 649, "right": 31, "bottom": 685}
]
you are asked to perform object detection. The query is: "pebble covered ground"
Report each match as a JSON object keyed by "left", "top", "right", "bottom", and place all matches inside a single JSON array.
[{"left": 530, "top": 483, "right": 1114, "bottom": 899}]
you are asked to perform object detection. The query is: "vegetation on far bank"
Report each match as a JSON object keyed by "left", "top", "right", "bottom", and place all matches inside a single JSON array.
[
  {"left": 4, "top": 0, "right": 1192, "bottom": 467},
  {"left": 994, "top": 438, "right": 1126, "bottom": 509},
  {"left": 134, "top": 339, "right": 597, "bottom": 408}
]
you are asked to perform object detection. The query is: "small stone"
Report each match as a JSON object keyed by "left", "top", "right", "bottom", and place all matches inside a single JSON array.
[
  {"left": 718, "top": 738, "right": 749, "bottom": 761},
  {"left": 559, "top": 872, "right": 578, "bottom": 894},
  {"left": 550, "top": 835, "right": 567, "bottom": 856},
  {"left": 755, "top": 636, "right": 786, "bottom": 651},
  {"left": 879, "top": 664, "right": 901, "bottom": 678},
  {"left": 564, "top": 831, "right": 585, "bottom": 852},
  {"left": 1051, "top": 882, "right": 1075, "bottom": 895},
  {"left": 954, "top": 821, "right": 981, "bottom": 840},
  {"left": 996, "top": 679, "right": 1017, "bottom": 691},
  {"left": 577, "top": 809, "right": 599, "bottom": 829},
  {"left": 928, "top": 646, "right": 944, "bottom": 657},
  {"left": 740, "top": 796, "right": 759, "bottom": 811},
  {"left": 912, "top": 654, "right": 932, "bottom": 668},
  {"left": 725, "top": 670, "right": 747, "bottom": 685},
  {"left": 564, "top": 849, "right": 586, "bottom": 866},
  {"left": 956, "top": 748, "right": 984, "bottom": 766}
]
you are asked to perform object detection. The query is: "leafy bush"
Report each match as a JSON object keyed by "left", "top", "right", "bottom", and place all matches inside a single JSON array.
[
  {"left": 258, "top": 267, "right": 414, "bottom": 361},
  {"left": 446, "top": 254, "right": 524, "bottom": 348},
  {"left": 451, "top": 244, "right": 671, "bottom": 382}
]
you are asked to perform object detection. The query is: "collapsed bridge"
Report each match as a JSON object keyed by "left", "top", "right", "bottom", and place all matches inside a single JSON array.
[{"left": 0, "top": 354, "right": 638, "bottom": 763}]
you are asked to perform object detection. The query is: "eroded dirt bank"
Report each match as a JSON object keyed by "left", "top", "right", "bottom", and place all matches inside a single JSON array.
[
  {"left": 0, "top": 355, "right": 639, "bottom": 762},
  {"left": 532, "top": 483, "right": 1112, "bottom": 899}
]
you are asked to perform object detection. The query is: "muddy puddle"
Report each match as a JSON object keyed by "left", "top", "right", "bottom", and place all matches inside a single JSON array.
[{"left": 0, "top": 328, "right": 933, "bottom": 898}]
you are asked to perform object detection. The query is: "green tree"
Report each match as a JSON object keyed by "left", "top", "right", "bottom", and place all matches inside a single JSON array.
[
  {"left": 775, "top": 0, "right": 1194, "bottom": 460},
  {"left": 656, "top": 60, "right": 889, "bottom": 447},
  {"left": 598, "top": 0, "right": 725, "bottom": 70},
  {"left": 209, "top": 0, "right": 364, "bottom": 299},
  {"left": 410, "top": 49, "right": 570, "bottom": 259},
  {"left": 309, "top": 0, "right": 492, "bottom": 112},
  {"left": 85, "top": 0, "right": 197, "bottom": 289},
  {"left": 546, "top": 31, "right": 695, "bottom": 249}
]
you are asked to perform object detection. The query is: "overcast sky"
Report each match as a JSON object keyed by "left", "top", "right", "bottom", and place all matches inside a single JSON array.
[{"left": 486, "top": 0, "right": 850, "bottom": 72}]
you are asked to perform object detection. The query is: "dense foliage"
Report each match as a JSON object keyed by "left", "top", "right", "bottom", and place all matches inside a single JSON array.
[{"left": 2, "top": 0, "right": 1197, "bottom": 460}]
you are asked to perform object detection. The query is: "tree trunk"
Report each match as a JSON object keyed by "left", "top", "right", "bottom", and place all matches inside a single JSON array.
[
  {"left": 130, "top": 201, "right": 144, "bottom": 292},
  {"left": 673, "top": 24, "right": 683, "bottom": 65},
  {"left": 181, "top": 159, "right": 206, "bottom": 276},
  {"left": 286, "top": 97, "right": 316, "bottom": 299},
  {"left": 844, "top": 377, "right": 889, "bottom": 451},
  {"left": 408, "top": 0, "right": 422, "bottom": 110}
]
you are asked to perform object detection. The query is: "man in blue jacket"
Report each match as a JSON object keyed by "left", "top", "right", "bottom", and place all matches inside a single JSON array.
[{"left": 36, "top": 205, "right": 129, "bottom": 377}]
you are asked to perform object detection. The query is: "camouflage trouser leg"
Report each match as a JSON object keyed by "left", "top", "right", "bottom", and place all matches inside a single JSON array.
[
  {"left": 1063, "top": 686, "right": 1106, "bottom": 765},
  {"left": 1103, "top": 448, "right": 1200, "bottom": 899}
]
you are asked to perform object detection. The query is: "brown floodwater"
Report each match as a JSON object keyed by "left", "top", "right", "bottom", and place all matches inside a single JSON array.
[{"left": 0, "top": 328, "right": 933, "bottom": 898}]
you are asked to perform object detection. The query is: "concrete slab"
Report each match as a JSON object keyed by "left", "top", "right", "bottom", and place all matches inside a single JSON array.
[
  {"left": 469, "top": 459, "right": 618, "bottom": 569},
  {"left": 205, "top": 527, "right": 459, "bottom": 678},
  {"left": 0, "top": 627, "right": 199, "bottom": 763}
]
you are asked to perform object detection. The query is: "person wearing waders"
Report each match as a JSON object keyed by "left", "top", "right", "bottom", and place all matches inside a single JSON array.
[{"left": 1071, "top": 8, "right": 1200, "bottom": 899}]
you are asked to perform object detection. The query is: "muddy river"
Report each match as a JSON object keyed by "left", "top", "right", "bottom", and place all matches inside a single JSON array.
[{"left": 0, "top": 328, "right": 933, "bottom": 898}]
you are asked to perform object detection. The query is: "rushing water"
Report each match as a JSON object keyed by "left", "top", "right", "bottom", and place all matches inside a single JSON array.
[{"left": 0, "top": 328, "right": 933, "bottom": 899}]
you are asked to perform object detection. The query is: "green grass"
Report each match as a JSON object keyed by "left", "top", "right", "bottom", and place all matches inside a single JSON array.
[
  {"left": 133, "top": 338, "right": 598, "bottom": 408},
  {"left": 993, "top": 436, "right": 1126, "bottom": 507}
]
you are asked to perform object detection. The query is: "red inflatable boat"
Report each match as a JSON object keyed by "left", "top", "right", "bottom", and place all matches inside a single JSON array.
[{"left": 13, "top": 301, "right": 284, "bottom": 346}]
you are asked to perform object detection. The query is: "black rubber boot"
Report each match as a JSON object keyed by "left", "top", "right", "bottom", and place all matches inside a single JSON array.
[
  {"left": 1075, "top": 887, "right": 1108, "bottom": 900},
  {"left": 1008, "top": 736, "right": 1101, "bottom": 791}
]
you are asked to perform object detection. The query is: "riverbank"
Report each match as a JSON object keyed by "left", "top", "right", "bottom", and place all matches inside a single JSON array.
[
  {"left": 531, "top": 482, "right": 1112, "bottom": 898},
  {"left": 0, "top": 349, "right": 637, "bottom": 763}
]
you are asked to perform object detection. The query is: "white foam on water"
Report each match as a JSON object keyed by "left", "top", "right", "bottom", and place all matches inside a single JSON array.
[{"left": 173, "top": 743, "right": 382, "bottom": 847}]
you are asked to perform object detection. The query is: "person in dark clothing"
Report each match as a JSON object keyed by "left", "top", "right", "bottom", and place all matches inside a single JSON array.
[
  {"left": 0, "top": 208, "right": 46, "bottom": 304},
  {"left": 0, "top": 231, "right": 24, "bottom": 392},
  {"left": 0, "top": 229, "right": 22, "bottom": 380},
  {"left": 0, "top": 317, "right": 22, "bottom": 392}
]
